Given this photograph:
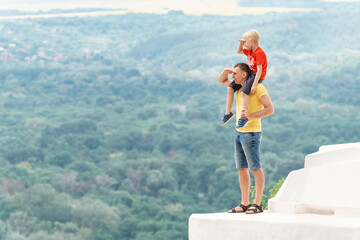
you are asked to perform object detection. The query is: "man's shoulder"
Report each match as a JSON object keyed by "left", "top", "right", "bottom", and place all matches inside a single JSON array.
[
  {"left": 255, "top": 84, "right": 268, "bottom": 98},
  {"left": 257, "top": 83, "right": 267, "bottom": 90}
]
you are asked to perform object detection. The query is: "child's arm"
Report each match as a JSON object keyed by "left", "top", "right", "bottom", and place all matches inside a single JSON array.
[
  {"left": 250, "top": 65, "right": 262, "bottom": 94},
  {"left": 237, "top": 40, "right": 246, "bottom": 54}
]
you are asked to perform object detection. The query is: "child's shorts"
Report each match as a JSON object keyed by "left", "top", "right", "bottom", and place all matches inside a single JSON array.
[
  {"left": 241, "top": 71, "right": 263, "bottom": 95},
  {"left": 228, "top": 81, "right": 242, "bottom": 92}
]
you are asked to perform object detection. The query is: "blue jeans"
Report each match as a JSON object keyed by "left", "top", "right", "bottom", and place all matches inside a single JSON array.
[{"left": 234, "top": 131, "right": 262, "bottom": 170}]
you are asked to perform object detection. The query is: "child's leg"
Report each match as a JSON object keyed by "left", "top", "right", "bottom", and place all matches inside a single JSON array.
[
  {"left": 226, "top": 87, "right": 235, "bottom": 114},
  {"left": 221, "top": 87, "right": 235, "bottom": 127},
  {"left": 237, "top": 72, "right": 258, "bottom": 128},
  {"left": 236, "top": 91, "right": 249, "bottom": 128},
  {"left": 241, "top": 91, "right": 249, "bottom": 114}
]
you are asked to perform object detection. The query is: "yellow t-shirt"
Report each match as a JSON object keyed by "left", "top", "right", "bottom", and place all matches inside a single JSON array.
[{"left": 236, "top": 83, "right": 268, "bottom": 133}]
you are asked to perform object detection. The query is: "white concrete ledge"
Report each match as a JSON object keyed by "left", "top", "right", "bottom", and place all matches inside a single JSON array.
[
  {"left": 189, "top": 212, "right": 360, "bottom": 240},
  {"left": 305, "top": 147, "right": 360, "bottom": 168},
  {"left": 319, "top": 142, "right": 360, "bottom": 152}
]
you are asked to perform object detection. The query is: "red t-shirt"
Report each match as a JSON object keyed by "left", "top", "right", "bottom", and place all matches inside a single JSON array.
[{"left": 243, "top": 47, "right": 267, "bottom": 80}]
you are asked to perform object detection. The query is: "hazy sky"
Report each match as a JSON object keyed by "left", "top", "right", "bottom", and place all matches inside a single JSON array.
[
  {"left": 0, "top": 0, "right": 357, "bottom": 16},
  {"left": 0, "top": 0, "right": 324, "bottom": 16}
]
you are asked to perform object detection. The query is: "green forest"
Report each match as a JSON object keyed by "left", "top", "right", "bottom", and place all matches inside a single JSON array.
[{"left": 0, "top": 1, "right": 359, "bottom": 239}]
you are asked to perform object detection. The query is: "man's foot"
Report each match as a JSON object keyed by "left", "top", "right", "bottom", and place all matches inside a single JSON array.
[
  {"left": 228, "top": 203, "right": 250, "bottom": 213},
  {"left": 236, "top": 117, "right": 248, "bottom": 128},
  {"left": 220, "top": 112, "right": 234, "bottom": 127},
  {"left": 245, "top": 204, "right": 263, "bottom": 214}
]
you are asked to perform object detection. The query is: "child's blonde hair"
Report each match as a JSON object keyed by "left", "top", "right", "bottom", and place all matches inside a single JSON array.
[{"left": 243, "top": 29, "right": 260, "bottom": 45}]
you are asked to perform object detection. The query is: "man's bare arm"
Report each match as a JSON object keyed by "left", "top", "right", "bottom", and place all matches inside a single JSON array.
[
  {"left": 218, "top": 68, "right": 233, "bottom": 87},
  {"left": 242, "top": 94, "right": 274, "bottom": 119}
]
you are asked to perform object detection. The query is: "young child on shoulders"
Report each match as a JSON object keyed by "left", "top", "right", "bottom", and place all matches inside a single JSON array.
[{"left": 220, "top": 29, "right": 268, "bottom": 128}]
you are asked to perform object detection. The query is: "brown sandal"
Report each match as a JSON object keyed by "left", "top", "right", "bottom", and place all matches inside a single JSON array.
[
  {"left": 245, "top": 204, "right": 263, "bottom": 214},
  {"left": 228, "top": 204, "right": 250, "bottom": 213}
]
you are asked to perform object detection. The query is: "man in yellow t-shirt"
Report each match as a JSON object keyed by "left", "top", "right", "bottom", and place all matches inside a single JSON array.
[{"left": 218, "top": 63, "right": 274, "bottom": 214}]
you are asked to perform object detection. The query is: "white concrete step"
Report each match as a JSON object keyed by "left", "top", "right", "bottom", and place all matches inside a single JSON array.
[
  {"left": 268, "top": 159, "right": 360, "bottom": 215},
  {"left": 319, "top": 142, "right": 360, "bottom": 152},
  {"left": 189, "top": 212, "right": 360, "bottom": 240},
  {"left": 305, "top": 145, "right": 360, "bottom": 168}
]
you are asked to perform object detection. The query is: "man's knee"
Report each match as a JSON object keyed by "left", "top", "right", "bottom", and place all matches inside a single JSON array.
[
  {"left": 251, "top": 168, "right": 265, "bottom": 178},
  {"left": 238, "top": 168, "right": 248, "bottom": 174},
  {"left": 251, "top": 168, "right": 264, "bottom": 175}
]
